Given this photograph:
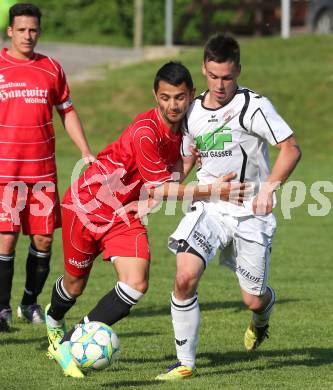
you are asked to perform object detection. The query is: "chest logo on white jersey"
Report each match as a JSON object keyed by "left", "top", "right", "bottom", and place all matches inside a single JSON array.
[
  {"left": 195, "top": 125, "right": 232, "bottom": 151},
  {"left": 208, "top": 114, "right": 218, "bottom": 123}
]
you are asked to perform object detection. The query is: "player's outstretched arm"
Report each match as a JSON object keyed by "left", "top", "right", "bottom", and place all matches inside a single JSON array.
[
  {"left": 149, "top": 172, "right": 251, "bottom": 203},
  {"left": 116, "top": 173, "right": 252, "bottom": 220},
  {"left": 253, "top": 135, "right": 302, "bottom": 215},
  {"left": 60, "top": 109, "right": 96, "bottom": 164}
]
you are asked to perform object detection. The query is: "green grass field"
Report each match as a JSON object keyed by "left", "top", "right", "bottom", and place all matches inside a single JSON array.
[{"left": 1, "top": 35, "right": 333, "bottom": 389}]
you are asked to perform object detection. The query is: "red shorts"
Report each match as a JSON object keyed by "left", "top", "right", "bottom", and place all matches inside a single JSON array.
[
  {"left": 62, "top": 205, "right": 150, "bottom": 277},
  {"left": 0, "top": 182, "right": 61, "bottom": 235}
]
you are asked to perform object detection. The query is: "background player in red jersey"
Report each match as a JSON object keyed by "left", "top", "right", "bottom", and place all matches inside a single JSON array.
[
  {"left": 0, "top": 3, "right": 95, "bottom": 331},
  {"left": 44, "top": 61, "right": 250, "bottom": 378}
]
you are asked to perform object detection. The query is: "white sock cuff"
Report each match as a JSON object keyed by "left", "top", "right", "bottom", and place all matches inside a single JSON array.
[
  {"left": 0, "top": 252, "right": 15, "bottom": 262},
  {"left": 256, "top": 286, "right": 275, "bottom": 315},
  {"left": 171, "top": 292, "right": 198, "bottom": 311},
  {"left": 263, "top": 286, "right": 275, "bottom": 313},
  {"left": 56, "top": 276, "right": 75, "bottom": 301},
  {"left": 29, "top": 244, "right": 51, "bottom": 258},
  {"left": 116, "top": 281, "right": 144, "bottom": 305}
]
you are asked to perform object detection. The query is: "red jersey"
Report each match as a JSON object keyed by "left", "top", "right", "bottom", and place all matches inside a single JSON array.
[
  {"left": 0, "top": 48, "right": 73, "bottom": 183},
  {"left": 64, "top": 107, "right": 182, "bottom": 223}
]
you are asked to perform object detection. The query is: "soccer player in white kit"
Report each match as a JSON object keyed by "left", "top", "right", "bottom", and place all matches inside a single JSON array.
[{"left": 156, "top": 33, "right": 302, "bottom": 380}]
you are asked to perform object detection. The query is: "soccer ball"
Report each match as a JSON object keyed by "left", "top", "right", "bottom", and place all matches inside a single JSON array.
[{"left": 69, "top": 321, "right": 120, "bottom": 370}]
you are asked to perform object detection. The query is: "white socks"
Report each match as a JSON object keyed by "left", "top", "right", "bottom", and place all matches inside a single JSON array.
[
  {"left": 116, "top": 281, "right": 144, "bottom": 305},
  {"left": 252, "top": 286, "right": 275, "bottom": 328},
  {"left": 170, "top": 292, "right": 200, "bottom": 369}
]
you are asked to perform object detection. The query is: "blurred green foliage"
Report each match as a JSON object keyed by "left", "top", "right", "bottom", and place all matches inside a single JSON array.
[
  {"left": 9, "top": 0, "right": 257, "bottom": 45},
  {"left": 31, "top": 0, "right": 133, "bottom": 45}
]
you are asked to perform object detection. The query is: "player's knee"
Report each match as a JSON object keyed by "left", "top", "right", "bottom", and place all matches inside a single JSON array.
[
  {"left": 63, "top": 278, "right": 86, "bottom": 299},
  {"left": 65, "top": 285, "right": 81, "bottom": 298},
  {"left": 0, "top": 232, "right": 18, "bottom": 253},
  {"left": 175, "top": 270, "right": 196, "bottom": 296},
  {"left": 120, "top": 278, "right": 149, "bottom": 294},
  {"left": 130, "top": 280, "right": 149, "bottom": 294},
  {"left": 32, "top": 234, "right": 53, "bottom": 252},
  {"left": 248, "top": 301, "right": 263, "bottom": 312},
  {"left": 244, "top": 295, "right": 266, "bottom": 312},
  {"left": 66, "top": 285, "right": 84, "bottom": 299}
]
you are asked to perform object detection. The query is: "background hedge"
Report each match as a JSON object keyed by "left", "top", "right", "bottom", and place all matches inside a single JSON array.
[{"left": 4, "top": 0, "right": 267, "bottom": 46}]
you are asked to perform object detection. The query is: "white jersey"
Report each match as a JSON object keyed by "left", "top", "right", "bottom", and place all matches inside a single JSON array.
[{"left": 182, "top": 87, "right": 293, "bottom": 216}]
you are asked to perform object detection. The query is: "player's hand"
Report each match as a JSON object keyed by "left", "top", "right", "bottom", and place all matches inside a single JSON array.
[
  {"left": 115, "top": 201, "right": 139, "bottom": 216},
  {"left": 115, "top": 198, "right": 161, "bottom": 219},
  {"left": 252, "top": 187, "right": 274, "bottom": 215},
  {"left": 82, "top": 152, "right": 96, "bottom": 165},
  {"left": 212, "top": 172, "right": 253, "bottom": 205}
]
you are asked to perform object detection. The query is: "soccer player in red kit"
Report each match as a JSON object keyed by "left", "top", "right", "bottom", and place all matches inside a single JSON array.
[
  {"left": 44, "top": 61, "right": 249, "bottom": 378},
  {"left": 0, "top": 3, "right": 94, "bottom": 331}
]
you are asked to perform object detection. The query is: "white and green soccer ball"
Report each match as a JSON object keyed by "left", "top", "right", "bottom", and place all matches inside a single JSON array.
[{"left": 69, "top": 321, "right": 120, "bottom": 371}]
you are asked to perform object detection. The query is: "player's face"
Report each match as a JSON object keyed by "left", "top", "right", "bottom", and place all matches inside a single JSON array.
[
  {"left": 202, "top": 60, "right": 240, "bottom": 108},
  {"left": 154, "top": 80, "right": 194, "bottom": 130},
  {"left": 7, "top": 16, "right": 40, "bottom": 59}
]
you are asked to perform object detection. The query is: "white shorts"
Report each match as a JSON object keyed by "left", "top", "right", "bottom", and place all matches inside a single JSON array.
[{"left": 168, "top": 201, "right": 277, "bottom": 296}]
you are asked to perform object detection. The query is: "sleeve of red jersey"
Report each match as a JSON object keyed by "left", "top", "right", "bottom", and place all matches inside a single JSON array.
[
  {"left": 54, "top": 61, "right": 74, "bottom": 114},
  {"left": 132, "top": 125, "right": 172, "bottom": 189}
]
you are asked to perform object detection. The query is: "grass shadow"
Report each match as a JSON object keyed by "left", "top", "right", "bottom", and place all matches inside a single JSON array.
[
  {"left": 118, "top": 331, "right": 161, "bottom": 338},
  {"left": 0, "top": 335, "right": 45, "bottom": 346},
  {"left": 131, "top": 298, "right": 298, "bottom": 318},
  {"left": 101, "top": 347, "right": 333, "bottom": 388},
  {"left": 0, "top": 325, "right": 20, "bottom": 334},
  {"left": 197, "top": 347, "right": 333, "bottom": 373},
  {"left": 100, "top": 379, "right": 163, "bottom": 388}
]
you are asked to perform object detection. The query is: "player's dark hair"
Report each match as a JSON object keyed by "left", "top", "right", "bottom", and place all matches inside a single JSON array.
[
  {"left": 9, "top": 3, "right": 42, "bottom": 26},
  {"left": 204, "top": 33, "right": 240, "bottom": 65},
  {"left": 154, "top": 61, "right": 193, "bottom": 92}
]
